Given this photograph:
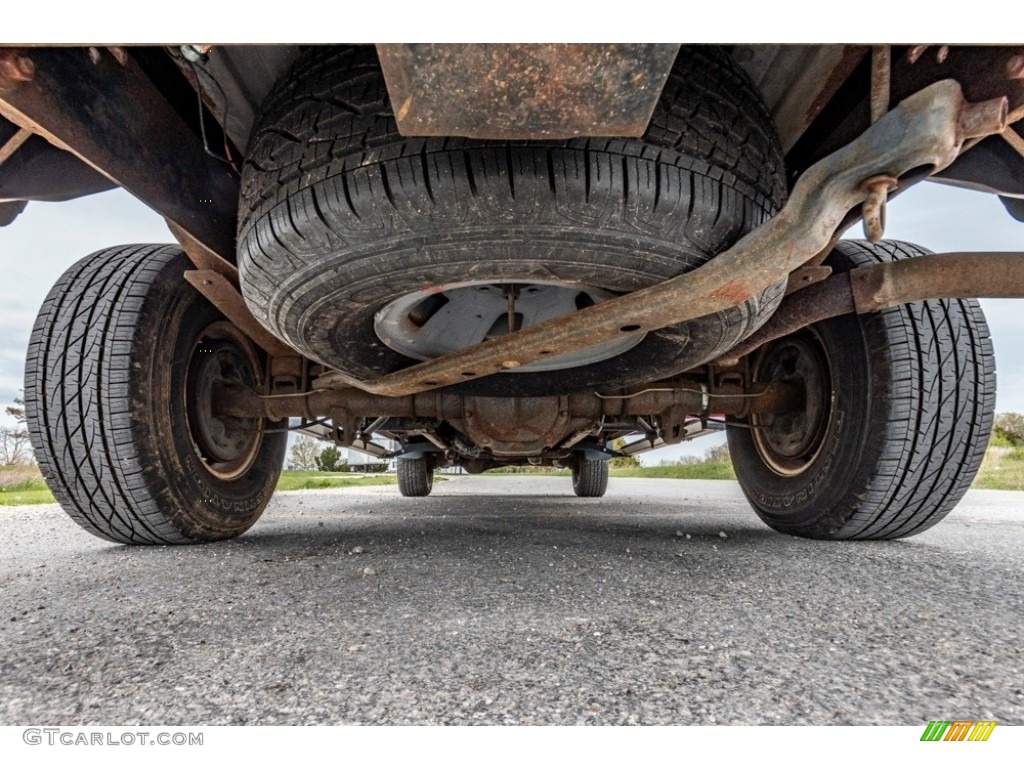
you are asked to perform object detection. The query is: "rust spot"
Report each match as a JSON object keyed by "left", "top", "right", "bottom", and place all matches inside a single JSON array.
[
  {"left": 870, "top": 45, "right": 892, "bottom": 123},
  {"left": 397, "top": 95, "right": 413, "bottom": 122},
  {"left": 708, "top": 280, "right": 756, "bottom": 304}
]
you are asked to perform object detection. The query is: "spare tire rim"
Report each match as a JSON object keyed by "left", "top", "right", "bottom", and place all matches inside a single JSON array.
[
  {"left": 750, "top": 332, "right": 834, "bottom": 477},
  {"left": 374, "top": 280, "right": 646, "bottom": 373},
  {"left": 185, "top": 322, "right": 264, "bottom": 481}
]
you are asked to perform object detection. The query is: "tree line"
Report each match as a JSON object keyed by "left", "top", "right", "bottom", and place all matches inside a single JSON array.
[
  {"left": 1, "top": 398, "right": 30, "bottom": 465},
  {"left": 286, "top": 435, "right": 387, "bottom": 472}
]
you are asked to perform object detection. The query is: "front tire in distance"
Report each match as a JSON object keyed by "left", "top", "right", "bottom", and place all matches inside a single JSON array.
[
  {"left": 727, "top": 240, "right": 995, "bottom": 540},
  {"left": 397, "top": 457, "right": 434, "bottom": 497},
  {"left": 572, "top": 457, "right": 609, "bottom": 498},
  {"left": 24, "top": 245, "right": 287, "bottom": 544}
]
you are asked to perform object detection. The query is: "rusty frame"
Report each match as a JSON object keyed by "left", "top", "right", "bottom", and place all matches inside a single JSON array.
[
  {"left": 1001, "top": 126, "right": 1024, "bottom": 159},
  {"left": 718, "top": 252, "right": 1024, "bottom": 364},
  {"left": 0, "top": 126, "right": 30, "bottom": 168},
  {"left": 791, "top": 45, "right": 1024, "bottom": 184},
  {"left": 0, "top": 47, "right": 238, "bottom": 261},
  {"left": 168, "top": 219, "right": 239, "bottom": 282},
  {"left": 183, "top": 270, "right": 295, "bottom": 358},
  {"left": 215, "top": 374, "right": 800, "bottom": 460},
  {"left": 870, "top": 45, "right": 891, "bottom": 123},
  {"left": 344, "top": 81, "right": 1007, "bottom": 398},
  {"left": 215, "top": 379, "right": 800, "bottom": 426}
]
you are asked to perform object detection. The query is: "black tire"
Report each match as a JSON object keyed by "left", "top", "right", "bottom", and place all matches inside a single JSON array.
[
  {"left": 237, "top": 45, "right": 787, "bottom": 396},
  {"left": 728, "top": 240, "right": 996, "bottom": 540},
  {"left": 572, "top": 458, "right": 609, "bottom": 498},
  {"left": 24, "top": 245, "right": 287, "bottom": 544},
  {"left": 397, "top": 457, "right": 433, "bottom": 497}
]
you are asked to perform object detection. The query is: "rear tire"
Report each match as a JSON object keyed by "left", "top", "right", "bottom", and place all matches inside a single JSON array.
[
  {"left": 25, "top": 245, "right": 286, "bottom": 544},
  {"left": 572, "top": 458, "right": 609, "bottom": 498},
  {"left": 397, "top": 457, "right": 433, "bottom": 497},
  {"left": 728, "top": 240, "right": 995, "bottom": 540}
]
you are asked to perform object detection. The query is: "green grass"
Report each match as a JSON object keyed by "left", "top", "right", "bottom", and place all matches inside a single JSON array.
[
  {"left": 973, "top": 447, "right": 1024, "bottom": 490},
  {"left": 0, "top": 488, "right": 57, "bottom": 505},
  {"left": 0, "top": 467, "right": 400, "bottom": 505},
  {"left": 275, "top": 471, "right": 398, "bottom": 491},
  {"left": 608, "top": 462, "right": 737, "bottom": 480},
  {"left": 0, "top": 465, "right": 54, "bottom": 506}
]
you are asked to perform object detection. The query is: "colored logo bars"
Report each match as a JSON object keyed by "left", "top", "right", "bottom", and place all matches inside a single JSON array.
[{"left": 920, "top": 721, "right": 997, "bottom": 741}]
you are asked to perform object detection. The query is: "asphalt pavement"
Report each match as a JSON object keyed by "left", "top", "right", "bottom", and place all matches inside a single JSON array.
[{"left": 1, "top": 476, "right": 1021, "bottom": 725}]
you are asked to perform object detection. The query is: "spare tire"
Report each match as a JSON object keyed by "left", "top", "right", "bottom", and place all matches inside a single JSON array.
[{"left": 238, "top": 45, "right": 787, "bottom": 396}]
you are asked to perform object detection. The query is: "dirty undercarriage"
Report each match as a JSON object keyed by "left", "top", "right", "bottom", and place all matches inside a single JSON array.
[{"left": 3, "top": 43, "right": 1023, "bottom": 543}]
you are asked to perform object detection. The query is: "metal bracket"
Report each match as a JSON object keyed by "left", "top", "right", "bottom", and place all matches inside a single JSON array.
[
  {"left": 169, "top": 219, "right": 239, "bottom": 283},
  {"left": 717, "top": 251, "right": 1024, "bottom": 364},
  {"left": 183, "top": 270, "right": 296, "bottom": 358}
]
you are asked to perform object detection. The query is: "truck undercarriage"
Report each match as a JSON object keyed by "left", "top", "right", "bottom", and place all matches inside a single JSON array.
[{"left": 2, "top": 43, "right": 1022, "bottom": 543}]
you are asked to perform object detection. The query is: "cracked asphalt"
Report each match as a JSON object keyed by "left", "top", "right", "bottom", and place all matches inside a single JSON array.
[{"left": 1, "top": 476, "right": 1021, "bottom": 725}]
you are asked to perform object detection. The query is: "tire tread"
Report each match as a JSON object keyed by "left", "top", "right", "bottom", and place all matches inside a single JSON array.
[
  {"left": 730, "top": 239, "right": 995, "bottom": 541},
  {"left": 572, "top": 459, "right": 609, "bottom": 498},
  {"left": 397, "top": 457, "right": 433, "bottom": 497},
  {"left": 25, "top": 246, "right": 285, "bottom": 544}
]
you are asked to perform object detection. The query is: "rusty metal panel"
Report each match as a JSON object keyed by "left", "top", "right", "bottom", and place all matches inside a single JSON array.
[
  {"left": 376, "top": 43, "right": 680, "bottom": 139},
  {"left": 0, "top": 47, "right": 238, "bottom": 261}
]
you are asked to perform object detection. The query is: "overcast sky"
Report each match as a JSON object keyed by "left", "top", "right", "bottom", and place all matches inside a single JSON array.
[{"left": 0, "top": 181, "right": 1020, "bottom": 462}]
